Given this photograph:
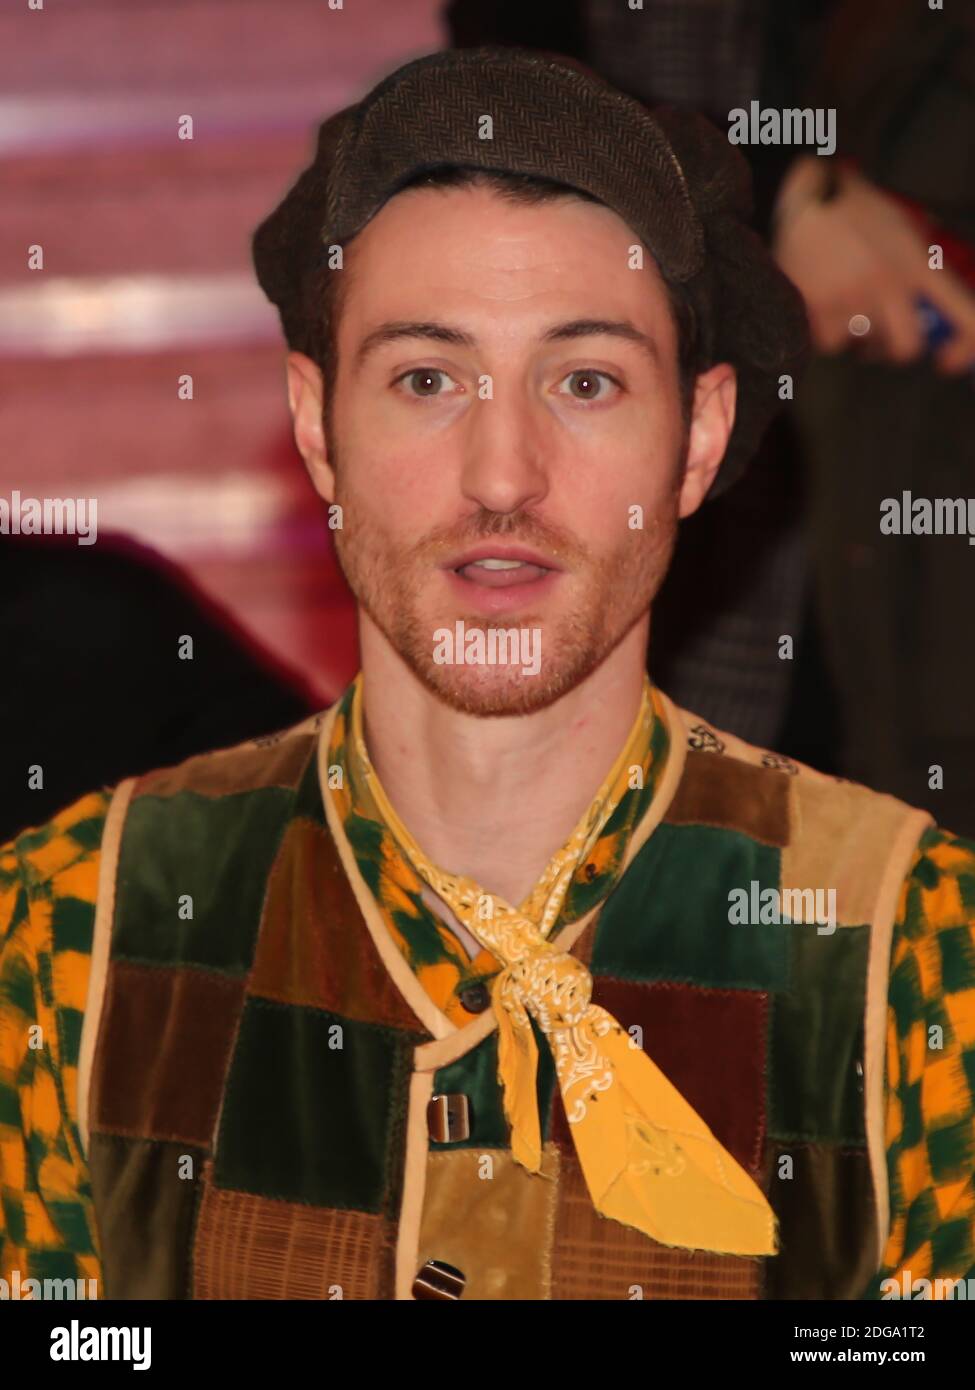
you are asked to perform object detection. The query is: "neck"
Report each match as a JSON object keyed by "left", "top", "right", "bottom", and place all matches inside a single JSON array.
[{"left": 356, "top": 613, "right": 652, "bottom": 906}]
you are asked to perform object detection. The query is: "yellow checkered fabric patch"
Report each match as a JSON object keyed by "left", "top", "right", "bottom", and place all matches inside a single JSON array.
[
  {"left": 869, "top": 825, "right": 975, "bottom": 1295},
  {"left": 0, "top": 790, "right": 109, "bottom": 1289}
]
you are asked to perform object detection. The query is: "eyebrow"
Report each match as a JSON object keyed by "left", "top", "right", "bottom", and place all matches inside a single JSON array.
[{"left": 352, "top": 318, "right": 662, "bottom": 369}]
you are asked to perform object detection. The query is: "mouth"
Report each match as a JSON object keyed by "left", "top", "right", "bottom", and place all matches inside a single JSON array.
[{"left": 444, "top": 547, "right": 559, "bottom": 589}]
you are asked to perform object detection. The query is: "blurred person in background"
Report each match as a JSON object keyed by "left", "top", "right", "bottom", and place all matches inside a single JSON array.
[{"left": 774, "top": 0, "right": 975, "bottom": 836}]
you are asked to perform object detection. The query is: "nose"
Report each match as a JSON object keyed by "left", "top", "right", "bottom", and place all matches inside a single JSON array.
[{"left": 457, "top": 381, "right": 552, "bottom": 515}]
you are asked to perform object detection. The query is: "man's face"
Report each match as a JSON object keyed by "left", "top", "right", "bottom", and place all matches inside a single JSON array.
[{"left": 291, "top": 183, "right": 733, "bottom": 716}]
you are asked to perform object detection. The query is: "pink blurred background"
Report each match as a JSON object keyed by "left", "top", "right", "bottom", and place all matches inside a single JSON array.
[{"left": 1, "top": 0, "right": 449, "bottom": 705}]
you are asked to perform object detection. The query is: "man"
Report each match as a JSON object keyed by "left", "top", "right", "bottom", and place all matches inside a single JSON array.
[{"left": 1, "top": 46, "right": 973, "bottom": 1302}]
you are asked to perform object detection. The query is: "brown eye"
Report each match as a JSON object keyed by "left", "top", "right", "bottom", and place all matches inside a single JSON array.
[
  {"left": 560, "top": 370, "right": 618, "bottom": 401},
  {"left": 398, "top": 368, "right": 460, "bottom": 397},
  {"left": 571, "top": 372, "right": 599, "bottom": 398},
  {"left": 409, "top": 369, "right": 443, "bottom": 395}
]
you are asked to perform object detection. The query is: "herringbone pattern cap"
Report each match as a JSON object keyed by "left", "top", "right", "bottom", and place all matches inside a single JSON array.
[{"left": 253, "top": 45, "right": 809, "bottom": 498}]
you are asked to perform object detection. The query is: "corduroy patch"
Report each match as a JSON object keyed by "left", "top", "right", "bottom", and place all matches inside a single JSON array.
[
  {"left": 416, "top": 1145, "right": 561, "bottom": 1300},
  {"left": 113, "top": 788, "right": 294, "bottom": 974},
  {"left": 87, "top": 1133, "right": 205, "bottom": 1299},
  {"left": 550, "top": 977, "right": 768, "bottom": 1175},
  {"left": 192, "top": 1161, "right": 395, "bottom": 1299},
  {"left": 549, "top": 1147, "right": 762, "bottom": 1300},
  {"left": 591, "top": 824, "right": 789, "bottom": 990},
  {"left": 249, "top": 815, "right": 426, "bottom": 1032},
  {"left": 213, "top": 997, "right": 414, "bottom": 1213},
  {"left": 664, "top": 749, "right": 792, "bottom": 848},
  {"left": 91, "top": 960, "right": 243, "bottom": 1145},
  {"left": 764, "top": 1141, "right": 877, "bottom": 1299}
]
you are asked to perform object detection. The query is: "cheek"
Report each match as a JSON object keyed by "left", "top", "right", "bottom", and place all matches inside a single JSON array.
[
  {"left": 567, "top": 448, "right": 680, "bottom": 542},
  {"left": 335, "top": 442, "right": 442, "bottom": 541}
]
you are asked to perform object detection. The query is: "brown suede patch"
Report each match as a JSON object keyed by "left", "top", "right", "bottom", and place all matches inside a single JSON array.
[
  {"left": 133, "top": 730, "right": 316, "bottom": 800},
  {"left": 416, "top": 1146, "right": 561, "bottom": 1299},
  {"left": 781, "top": 774, "right": 918, "bottom": 926},
  {"left": 550, "top": 1147, "right": 762, "bottom": 1299},
  {"left": 664, "top": 749, "right": 791, "bottom": 847},
  {"left": 192, "top": 1163, "right": 395, "bottom": 1299},
  {"left": 248, "top": 816, "right": 427, "bottom": 1032},
  {"left": 764, "top": 1141, "right": 877, "bottom": 1299},
  {"left": 550, "top": 977, "right": 767, "bottom": 1175},
  {"left": 91, "top": 961, "right": 244, "bottom": 1145},
  {"left": 87, "top": 1133, "right": 204, "bottom": 1298}
]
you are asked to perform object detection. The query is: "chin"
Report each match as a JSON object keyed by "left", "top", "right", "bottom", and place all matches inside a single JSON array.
[
  {"left": 403, "top": 634, "right": 612, "bottom": 718},
  {"left": 419, "top": 670, "right": 568, "bottom": 718}
]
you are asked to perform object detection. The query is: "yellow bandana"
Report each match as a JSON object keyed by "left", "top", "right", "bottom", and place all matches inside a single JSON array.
[{"left": 350, "top": 675, "right": 777, "bottom": 1257}]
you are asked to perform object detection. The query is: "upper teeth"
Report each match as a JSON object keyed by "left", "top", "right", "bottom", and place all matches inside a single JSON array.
[{"left": 470, "top": 558, "right": 525, "bottom": 569}]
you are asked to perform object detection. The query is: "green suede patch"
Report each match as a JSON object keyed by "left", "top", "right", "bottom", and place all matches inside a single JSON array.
[
  {"left": 430, "top": 1015, "right": 556, "bottom": 1152},
  {"left": 769, "top": 925, "right": 870, "bottom": 1144},
  {"left": 114, "top": 788, "right": 293, "bottom": 973},
  {"left": 592, "top": 824, "right": 789, "bottom": 990},
  {"left": 87, "top": 1133, "right": 206, "bottom": 1299},
  {"left": 214, "top": 998, "right": 413, "bottom": 1213},
  {"left": 764, "top": 1141, "right": 876, "bottom": 1300}
]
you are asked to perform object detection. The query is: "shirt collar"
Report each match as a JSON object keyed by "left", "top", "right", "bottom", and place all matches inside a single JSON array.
[{"left": 327, "top": 671, "right": 671, "bottom": 934}]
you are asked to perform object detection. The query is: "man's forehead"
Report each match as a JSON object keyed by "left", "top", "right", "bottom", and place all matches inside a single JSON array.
[{"left": 339, "top": 184, "right": 672, "bottom": 343}]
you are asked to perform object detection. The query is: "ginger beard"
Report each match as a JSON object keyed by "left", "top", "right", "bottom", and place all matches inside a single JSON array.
[{"left": 329, "top": 429, "right": 687, "bottom": 718}]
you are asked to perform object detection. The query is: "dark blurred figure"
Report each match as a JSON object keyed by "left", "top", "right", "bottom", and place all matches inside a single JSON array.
[{"left": 0, "top": 534, "right": 318, "bottom": 841}]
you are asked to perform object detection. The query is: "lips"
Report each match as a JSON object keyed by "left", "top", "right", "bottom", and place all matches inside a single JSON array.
[
  {"left": 456, "top": 560, "right": 550, "bottom": 587},
  {"left": 444, "top": 546, "right": 560, "bottom": 592}
]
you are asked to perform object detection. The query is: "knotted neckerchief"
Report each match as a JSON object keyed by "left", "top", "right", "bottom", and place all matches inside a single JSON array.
[{"left": 348, "top": 675, "right": 777, "bottom": 1256}]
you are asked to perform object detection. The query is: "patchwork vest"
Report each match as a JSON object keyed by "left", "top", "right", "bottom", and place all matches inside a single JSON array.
[{"left": 77, "top": 691, "right": 932, "bottom": 1300}]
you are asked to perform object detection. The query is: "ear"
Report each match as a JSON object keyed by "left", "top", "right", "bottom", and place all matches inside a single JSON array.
[
  {"left": 286, "top": 351, "right": 335, "bottom": 503},
  {"left": 677, "top": 363, "right": 737, "bottom": 518}
]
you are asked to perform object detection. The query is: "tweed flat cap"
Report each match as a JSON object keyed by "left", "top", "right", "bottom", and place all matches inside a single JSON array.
[{"left": 252, "top": 45, "right": 809, "bottom": 499}]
